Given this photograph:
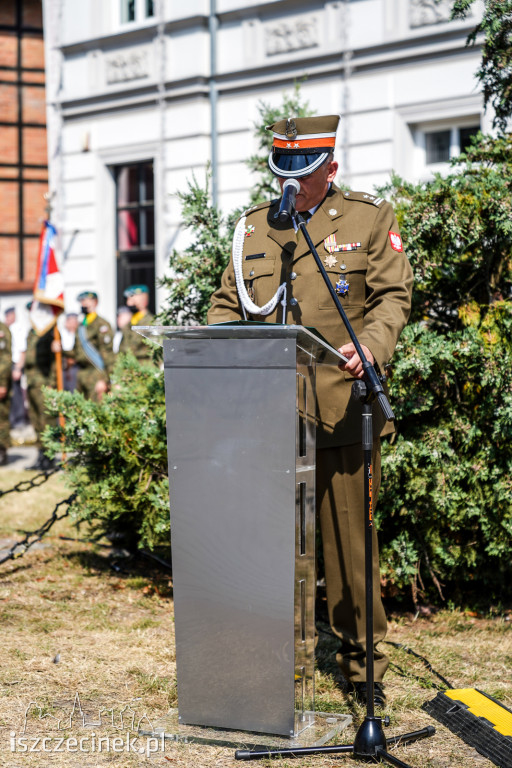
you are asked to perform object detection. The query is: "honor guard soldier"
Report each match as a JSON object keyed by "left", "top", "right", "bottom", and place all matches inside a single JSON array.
[
  {"left": 0, "top": 322, "right": 12, "bottom": 466},
  {"left": 24, "top": 302, "right": 57, "bottom": 471},
  {"left": 118, "top": 284, "right": 154, "bottom": 362},
  {"left": 208, "top": 114, "right": 413, "bottom": 707},
  {"left": 73, "top": 292, "right": 115, "bottom": 401}
]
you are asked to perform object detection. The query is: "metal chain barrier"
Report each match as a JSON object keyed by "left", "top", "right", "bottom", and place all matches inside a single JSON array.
[
  {"left": 0, "top": 492, "right": 77, "bottom": 566},
  {"left": 0, "top": 467, "right": 60, "bottom": 498}
]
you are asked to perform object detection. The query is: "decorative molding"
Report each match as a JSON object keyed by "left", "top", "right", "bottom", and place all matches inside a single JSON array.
[
  {"left": 105, "top": 48, "right": 150, "bottom": 84},
  {"left": 264, "top": 16, "right": 319, "bottom": 57},
  {"left": 410, "top": 0, "right": 456, "bottom": 28}
]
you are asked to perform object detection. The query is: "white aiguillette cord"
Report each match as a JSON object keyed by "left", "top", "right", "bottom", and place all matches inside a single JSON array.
[{"left": 232, "top": 215, "right": 287, "bottom": 322}]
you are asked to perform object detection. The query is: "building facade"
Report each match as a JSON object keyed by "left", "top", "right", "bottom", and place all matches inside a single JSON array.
[
  {"left": 39, "top": 0, "right": 487, "bottom": 322},
  {"left": 0, "top": 0, "right": 48, "bottom": 319}
]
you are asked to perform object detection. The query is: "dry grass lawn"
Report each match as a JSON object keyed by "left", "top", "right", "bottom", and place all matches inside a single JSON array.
[{"left": 0, "top": 468, "right": 510, "bottom": 767}]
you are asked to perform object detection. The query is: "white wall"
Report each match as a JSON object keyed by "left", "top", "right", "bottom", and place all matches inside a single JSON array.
[{"left": 41, "top": 0, "right": 487, "bottom": 321}]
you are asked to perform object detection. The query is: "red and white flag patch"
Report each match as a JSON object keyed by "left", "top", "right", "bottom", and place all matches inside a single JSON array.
[{"left": 389, "top": 231, "right": 403, "bottom": 252}]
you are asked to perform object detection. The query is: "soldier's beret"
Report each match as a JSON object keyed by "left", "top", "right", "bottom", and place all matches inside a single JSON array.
[
  {"left": 266, "top": 115, "right": 340, "bottom": 178},
  {"left": 77, "top": 291, "right": 98, "bottom": 301},
  {"left": 124, "top": 284, "right": 149, "bottom": 297}
]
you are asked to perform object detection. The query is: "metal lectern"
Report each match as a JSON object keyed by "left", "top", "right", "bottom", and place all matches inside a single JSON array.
[{"left": 136, "top": 324, "right": 346, "bottom": 738}]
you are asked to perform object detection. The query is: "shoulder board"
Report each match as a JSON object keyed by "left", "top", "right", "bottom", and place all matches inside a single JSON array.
[
  {"left": 343, "top": 190, "right": 386, "bottom": 207},
  {"left": 243, "top": 200, "right": 274, "bottom": 216}
]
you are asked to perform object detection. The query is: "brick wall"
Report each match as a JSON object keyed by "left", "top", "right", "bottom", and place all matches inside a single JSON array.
[{"left": 0, "top": 0, "right": 48, "bottom": 292}]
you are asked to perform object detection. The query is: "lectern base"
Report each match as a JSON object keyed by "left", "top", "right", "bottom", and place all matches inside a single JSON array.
[{"left": 140, "top": 710, "right": 352, "bottom": 750}]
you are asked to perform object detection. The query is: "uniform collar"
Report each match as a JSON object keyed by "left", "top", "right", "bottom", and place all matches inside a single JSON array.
[
  {"left": 265, "top": 183, "right": 344, "bottom": 258},
  {"left": 294, "top": 184, "right": 344, "bottom": 260}
]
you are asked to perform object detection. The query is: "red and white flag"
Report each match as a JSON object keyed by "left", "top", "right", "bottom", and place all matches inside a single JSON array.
[{"left": 30, "top": 221, "right": 65, "bottom": 335}]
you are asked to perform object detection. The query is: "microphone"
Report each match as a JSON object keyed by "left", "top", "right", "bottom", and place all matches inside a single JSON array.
[{"left": 278, "top": 178, "right": 300, "bottom": 223}]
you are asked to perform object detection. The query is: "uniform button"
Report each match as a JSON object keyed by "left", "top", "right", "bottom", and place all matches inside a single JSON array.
[
  {"left": 290, "top": 297, "right": 298, "bottom": 306},
  {"left": 249, "top": 270, "right": 255, "bottom": 276},
  {"left": 290, "top": 272, "right": 297, "bottom": 280}
]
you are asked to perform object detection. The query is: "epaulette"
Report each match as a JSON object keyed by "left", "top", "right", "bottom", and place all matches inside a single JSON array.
[
  {"left": 242, "top": 199, "right": 274, "bottom": 216},
  {"left": 343, "top": 190, "right": 386, "bottom": 207}
]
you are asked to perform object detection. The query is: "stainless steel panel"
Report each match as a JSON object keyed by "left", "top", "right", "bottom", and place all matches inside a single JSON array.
[{"left": 165, "top": 339, "right": 298, "bottom": 736}]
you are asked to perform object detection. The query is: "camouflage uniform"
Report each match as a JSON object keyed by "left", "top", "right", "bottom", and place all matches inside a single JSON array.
[
  {"left": 0, "top": 322, "right": 12, "bottom": 459},
  {"left": 73, "top": 314, "right": 115, "bottom": 400},
  {"left": 118, "top": 310, "right": 154, "bottom": 362},
  {"left": 25, "top": 328, "right": 57, "bottom": 448}
]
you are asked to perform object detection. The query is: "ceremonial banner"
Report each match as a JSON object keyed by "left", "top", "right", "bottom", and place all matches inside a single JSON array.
[{"left": 30, "top": 221, "right": 65, "bottom": 335}]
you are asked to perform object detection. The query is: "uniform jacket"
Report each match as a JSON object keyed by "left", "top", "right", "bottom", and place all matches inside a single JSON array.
[
  {"left": 0, "top": 323, "right": 12, "bottom": 389},
  {"left": 208, "top": 183, "right": 413, "bottom": 448},
  {"left": 25, "top": 328, "right": 56, "bottom": 386},
  {"left": 119, "top": 311, "right": 154, "bottom": 361},
  {"left": 73, "top": 314, "right": 115, "bottom": 379}
]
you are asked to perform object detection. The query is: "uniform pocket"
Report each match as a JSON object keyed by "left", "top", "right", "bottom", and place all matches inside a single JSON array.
[
  {"left": 242, "top": 257, "right": 276, "bottom": 281},
  {"left": 318, "top": 250, "right": 368, "bottom": 309}
]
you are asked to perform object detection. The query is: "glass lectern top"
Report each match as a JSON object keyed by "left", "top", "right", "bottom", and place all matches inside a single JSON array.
[{"left": 134, "top": 323, "right": 348, "bottom": 365}]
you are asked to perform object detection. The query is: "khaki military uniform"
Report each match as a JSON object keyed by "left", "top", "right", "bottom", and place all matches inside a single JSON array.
[
  {"left": 0, "top": 322, "right": 12, "bottom": 454},
  {"left": 119, "top": 311, "right": 154, "bottom": 362},
  {"left": 25, "top": 328, "right": 57, "bottom": 448},
  {"left": 208, "top": 183, "right": 413, "bottom": 682},
  {"left": 73, "top": 314, "right": 115, "bottom": 400}
]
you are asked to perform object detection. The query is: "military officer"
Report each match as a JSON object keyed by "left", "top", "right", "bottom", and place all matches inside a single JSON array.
[
  {"left": 208, "top": 115, "right": 413, "bottom": 706},
  {"left": 118, "top": 284, "right": 154, "bottom": 362},
  {"left": 73, "top": 292, "right": 115, "bottom": 401},
  {"left": 25, "top": 304, "right": 57, "bottom": 470},
  {"left": 0, "top": 321, "right": 12, "bottom": 466}
]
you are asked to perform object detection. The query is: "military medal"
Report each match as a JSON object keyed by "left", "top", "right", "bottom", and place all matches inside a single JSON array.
[
  {"left": 245, "top": 224, "right": 255, "bottom": 237},
  {"left": 324, "top": 234, "right": 337, "bottom": 253},
  {"left": 324, "top": 254, "right": 338, "bottom": 268},
  {"left": 325, "top": 236, "right": 362, "bottom": 253},
  {"left": 335, "top": 277, "right": 349, "bottom": 296}
]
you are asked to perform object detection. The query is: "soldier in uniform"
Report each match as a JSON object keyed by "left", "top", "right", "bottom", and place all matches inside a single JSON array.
[
  {"left": 25, "top": 304, "right": 57, "bottom": 471},
  {"left": 118, "top": 284, "right": 154, "bottom": 362},
  {"left": 73, "top": 292, "right": 115, "bottom": 401},
  {"left": 208, "top": 115, "right": 413, "bottom": 706},
  {"left": 0, "top": 322, "right": 12, "bottom": 466}
]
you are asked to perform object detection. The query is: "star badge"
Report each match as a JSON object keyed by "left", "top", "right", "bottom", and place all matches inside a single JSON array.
[
  {"left": 324, "top": 255, "right": 338, "bottom": 268},
  {"left": 335, "top": 277, "right": 350, "bottom": 296}
]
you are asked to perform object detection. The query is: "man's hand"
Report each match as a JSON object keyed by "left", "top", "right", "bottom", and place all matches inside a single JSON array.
[
  {"left": 94, "top": 379, "right": 108, "bottom": 400},
  {"left": 0, "top": 386, "right": 7, "bottom": 400},
  {"left": 11, "top": 367, "right": 22, "bottom": 382},
  {"left": 338, "top": 343, "right": 374, "bottom": 379}
]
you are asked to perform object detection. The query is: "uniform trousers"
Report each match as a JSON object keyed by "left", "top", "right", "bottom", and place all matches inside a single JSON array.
[
  {"left": 316, "top": 439, "right": 389, "bottom": 683},
  {"left": 27, "top": 382, "right": 54, "bottom": 448}
]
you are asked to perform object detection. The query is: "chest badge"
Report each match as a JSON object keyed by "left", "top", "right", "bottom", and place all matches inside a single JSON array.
[
  {"left": 335, "top": 277, "right": 350, "bottom": 297},
  {"left": 245, "top": 224, "right": 255, "bottom": 237},
  {"left": 324, "top": 254, "right": 338, "bottom": 268}
]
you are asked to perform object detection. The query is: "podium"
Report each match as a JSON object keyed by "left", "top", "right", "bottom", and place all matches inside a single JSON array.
[{"left": 135, "top": 324, "right": 346, "bottom": 738}]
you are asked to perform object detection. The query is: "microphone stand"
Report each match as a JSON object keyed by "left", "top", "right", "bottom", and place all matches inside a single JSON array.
[{"left": 234, "top": 211, "right": 435, "bottom": 765}]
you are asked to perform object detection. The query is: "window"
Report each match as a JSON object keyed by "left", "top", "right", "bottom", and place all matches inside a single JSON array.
[
  {"left": 425, "top": 130, "right": 450, "bottom": 164},
  {"left": 120, "top": 0, "right": 154, "bottom": 24},
  {"left": 425, "top": 125, "right": 480, "bottom": 165},
  {"left": 115, "top": 162, "right": 155, "bottom": 312}
]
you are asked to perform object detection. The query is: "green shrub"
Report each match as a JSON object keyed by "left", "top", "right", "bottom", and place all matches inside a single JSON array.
[
  {"left": 44, "top": 354, "right": 169, "bottom": 551},
  {"left": 378, "top": 135, "right": 512, "bottom": 605}
]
